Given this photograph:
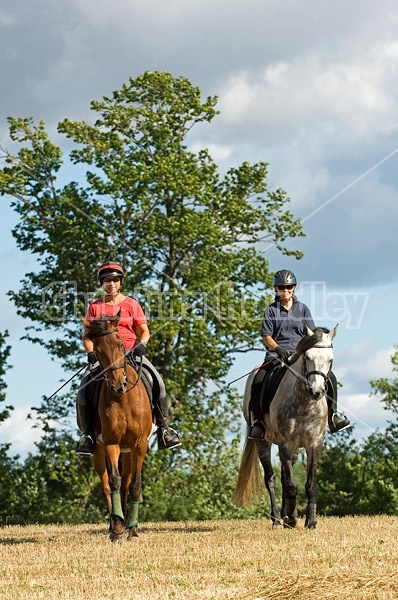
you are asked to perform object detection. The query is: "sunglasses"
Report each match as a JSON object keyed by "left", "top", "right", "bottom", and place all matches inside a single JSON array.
[
  {"left": 102, "top": 277, "right": 121, "bottom": 283},
  {"left": 276, "top": 284, "right": 295, "bottom": 290}
]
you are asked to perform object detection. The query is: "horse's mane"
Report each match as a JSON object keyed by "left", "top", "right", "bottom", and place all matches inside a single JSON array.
[
  {"left": 83, "top": 316, "right": 120, "bottom": 341},
  {"left": 289, "top": 327, "right": 330, "bottom": 363}
]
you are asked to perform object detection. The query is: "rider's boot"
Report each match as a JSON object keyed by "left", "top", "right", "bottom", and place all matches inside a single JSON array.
[
  {"left": 154, "top": 396, "right": 181, "bottom": 450},
  {"left": 76, "top": 389, "right": 96, "bottom": 455},
  {"left": 248, "top": 367, "right": 267, "bottom": 440},
  {"left": 249, "top": 419, "right": 266, "bottom": 440},
  {"left": 76, "top": 433, "right": 96, "bottom": 455},
  {"left": 248, "top": 392, "right": 266, "bottom": 440},
  {"left": 327, "top": 374, "right": 351, "bottom": 434}
]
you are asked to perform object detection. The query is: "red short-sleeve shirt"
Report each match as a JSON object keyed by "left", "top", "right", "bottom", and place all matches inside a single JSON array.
[{"left": 85, "top": 296, "right": 147, "bottom": 350}]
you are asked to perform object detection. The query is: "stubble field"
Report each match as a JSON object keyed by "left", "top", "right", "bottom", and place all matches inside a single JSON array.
[{"left": 1, "top": 516, "right": 397, "bottom": 599}]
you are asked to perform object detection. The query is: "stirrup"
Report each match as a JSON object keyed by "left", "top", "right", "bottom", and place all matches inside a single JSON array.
[
  {"left": 330, "top": 412, "right": 351, "bottom": 433},
  {"left": 158, "top": 427, "right": 181, "bottom": 450},
  {"left": 76, "top": 434, "right": 95, "bottom": 455},
  {"left": 248, "top": 420, "right": 265, "bottom": 440}
]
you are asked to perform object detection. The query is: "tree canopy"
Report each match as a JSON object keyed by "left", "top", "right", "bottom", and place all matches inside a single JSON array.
[
  {"left": 0, "top": 72, "right": 303, "bottom": 427},
  {"left": 370, "top": 345, "right": 398, "bottom": 414},
  {"left": 1, "top": 71, "right": 307, "bottom": 519}
]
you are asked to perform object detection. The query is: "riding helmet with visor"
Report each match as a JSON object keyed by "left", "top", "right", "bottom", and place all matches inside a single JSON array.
[
  {"left": 98, "top": 261, "right": 124, "bottom": 283},
  {"left": 272, "top": 269, "right": 297, "bottom": 287}
]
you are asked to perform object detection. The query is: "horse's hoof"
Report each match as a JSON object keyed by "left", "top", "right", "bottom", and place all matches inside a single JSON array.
[
  {"left": 283, "top": 518, "right": 297, "bottom": 529},
  {"left": 272, "top": 519, "right": 283, "bottom": 529},
  {"left": 127, "top": 527, "right": 139, "bottom": 540},
  {"left": 109, "top": 530, "right": 128, "bottom": 543}
]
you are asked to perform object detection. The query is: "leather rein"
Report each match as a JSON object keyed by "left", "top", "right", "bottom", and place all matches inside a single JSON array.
[{"left": 95, "top": 327, "right": 142, "bottom": 394}]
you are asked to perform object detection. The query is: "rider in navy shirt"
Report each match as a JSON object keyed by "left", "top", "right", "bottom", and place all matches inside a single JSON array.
[
  {"left": 261, "top": 297, "right": 316, "bottom": 355},
  {"left": 249, "top": 269, "right": 351, "bottom": 439}
]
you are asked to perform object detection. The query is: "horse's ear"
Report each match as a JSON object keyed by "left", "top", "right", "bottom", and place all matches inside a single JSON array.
[
  {"left": 304, "top": 324, "right": 314, "bottom": 336},
  {"left": 82, "top": 318, "right": 90, "bottom": 328},
  {"left": 330, "top": 324, "right": 338, "bottom": 340}
]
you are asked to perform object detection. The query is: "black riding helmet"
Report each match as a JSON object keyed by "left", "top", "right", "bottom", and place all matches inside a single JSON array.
[{"left": 272, "top": 269, "right": 297, "bottom": 287}]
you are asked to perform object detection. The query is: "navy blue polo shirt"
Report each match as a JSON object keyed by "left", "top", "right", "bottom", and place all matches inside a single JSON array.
[{"left": 261, "top": 296, "right": 316, "bottom": 355}]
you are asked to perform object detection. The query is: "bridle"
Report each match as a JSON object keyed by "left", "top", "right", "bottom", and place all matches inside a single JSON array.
[
  {"left": 94, "top": 327, "right": 142, "bottom": 394},
  {"left": 286, "top": 343, "right": 333, "bottom": 391},
  {"left": 302, "top": 344, "right": 333, "bottom": 391}
]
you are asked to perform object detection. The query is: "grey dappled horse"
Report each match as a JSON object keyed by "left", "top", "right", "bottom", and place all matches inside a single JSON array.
[{"left": 233, "top": 325, "right": 337, "bottom": 529}]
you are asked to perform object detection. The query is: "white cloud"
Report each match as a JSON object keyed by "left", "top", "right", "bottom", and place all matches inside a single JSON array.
[
  {"left": 336, "top": 343, "right": 395, "bottom": 387},
  {"left": 217, "top": 40, "right": 398, "bottom": 142},
  {"left": 219, "top": 74, "right": 257, "bottom": 121},
  {"left": 0, "top": 406, "right": 43, "bottom": 459},
  {"left": 193, "top": 142, "right": 232, "bottom": 162},
  {"left": 0, "top": 10, "right": 14, "bottom": 31},
  {"left": 339, "top": 391, "right": 396, "bottom": 440}
]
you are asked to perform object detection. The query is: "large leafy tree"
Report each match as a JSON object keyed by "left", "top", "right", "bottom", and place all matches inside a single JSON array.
[{"left": 0, "top": 72, "right": 304, "bottom": 516}]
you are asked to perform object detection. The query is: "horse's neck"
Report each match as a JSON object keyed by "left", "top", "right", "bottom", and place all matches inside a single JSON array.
[
  {"left": 287, "top": 355, "right": 306, "bottom": 395},
  {"left": 289, "top": 354, "right": 304, "bottom": 376}
]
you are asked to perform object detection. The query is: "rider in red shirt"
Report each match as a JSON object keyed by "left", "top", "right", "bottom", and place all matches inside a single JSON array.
[
  {"left": 86, "top": 295, "right": 147, "bottom": 349},
  {"left": 76, "top": 261, "right": 181, "bottom": 455}
]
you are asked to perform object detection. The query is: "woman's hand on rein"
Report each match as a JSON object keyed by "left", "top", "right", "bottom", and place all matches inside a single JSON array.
[
  {"left": 87, "top": 351, "right": 98, "bottom": 364},
  {"left": 132, "top": 342, "right": 146, "bottom": 357}
]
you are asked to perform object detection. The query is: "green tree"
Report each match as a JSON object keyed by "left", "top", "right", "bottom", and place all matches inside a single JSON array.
[
  {"left": 317, "top": 431, "right": 365, "bottom": 516},
  {"left": 317, "top": 348, "right": 398, "bottom": 517},
  {"left": 1, "top": 72, "right": 304, "bottom": 519},
  {"left": 317, "top": 426, "right": 398, "bottom": 517},
  {"left": 370, "top": 345, "right": 398, "bottom": 413},
  {"left": 357, "top": 424, "right": 398, "bottom": 515},
  {"left": 0, "top": 431, "right": 105, "bottom": 525},
  {"left": 0, "top": 330, "right": 13, "bottom": 422}
]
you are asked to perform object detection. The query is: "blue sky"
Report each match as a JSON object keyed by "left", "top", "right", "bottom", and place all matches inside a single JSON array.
[{"left": 1, "top": 0, "right": 397, "bottom": 457}]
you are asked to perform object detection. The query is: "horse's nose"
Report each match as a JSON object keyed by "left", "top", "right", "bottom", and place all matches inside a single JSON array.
[
  {"left": 308, "top": 385, "right": 325, "bottom": 400},
  {"left": 111, "top": 382, "right": 127, "bottom": 395}
]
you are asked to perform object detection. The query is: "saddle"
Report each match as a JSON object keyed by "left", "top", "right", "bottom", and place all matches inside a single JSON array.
[
  {"left": 77, "top": 357, "right": 154, "bottom": 416},
  {"left": 77, "top": 366, "right": 104, "bottom": 415},
  {"left": 259, "top": 362, "right": 287, "bottom": 414}
]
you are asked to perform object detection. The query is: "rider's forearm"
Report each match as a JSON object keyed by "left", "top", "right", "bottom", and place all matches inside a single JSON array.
[
  {"left": 83, "top": 339, "right": 94, "bottom": 353},
  {"left": 263, "top": 335, "right": 278, "bottom": 351}
]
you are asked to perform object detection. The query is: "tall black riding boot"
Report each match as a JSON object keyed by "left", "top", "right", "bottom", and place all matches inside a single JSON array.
[
  {"left": 248, "top": 368, "right": 266, "bottom": 440},
  {"left": 153, "top": 396, "right": 181, "bottom": 450},
  {"left": 327, "top": 372, "right": 351, "bottom": 433},
  {"left": 76, "top": 374, "right": 97, "bottom": 455}
]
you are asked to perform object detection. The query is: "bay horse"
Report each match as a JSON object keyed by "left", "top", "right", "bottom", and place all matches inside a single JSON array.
[
  {"left": 81, "top": 311, "right": 153, "bottom": 541},
  {"left": 233, "top": 325, "right": 337, "bottom": 529}
]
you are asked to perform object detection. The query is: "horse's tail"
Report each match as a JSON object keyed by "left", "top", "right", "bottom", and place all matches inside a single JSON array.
[{"left": 233, "top": 428, "right": 264, "bottom": 507}]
